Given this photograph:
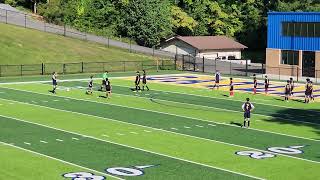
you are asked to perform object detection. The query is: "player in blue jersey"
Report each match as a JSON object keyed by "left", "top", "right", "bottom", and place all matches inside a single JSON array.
[
  {"left": 242, "top": 98, "right": 255, "bottom": 128},
  {"left": 213, "top": 71, "right": 221, "bottom": 90}
]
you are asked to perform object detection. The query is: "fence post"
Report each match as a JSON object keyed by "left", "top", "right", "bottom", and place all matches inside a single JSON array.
[
  {"left": 278, "top": 67, "right": 281, "bottom": 80},
  {"left": 24, "top": 14, "right": 27, "bottom": 28},
  {"left": 202, "top": 57, "right": 205, "bottom": 73},
  {"left": 245, "top": 59, "right": 248, "bottom": 76},
  {"left": 107, "top": 37, "right": 110, "bottom": 48},
  {"left": 21, "top": 65, "right": 23, "bottom": 76},
  {"left": 152, "top": 46, "right": 155, "bottom": 56},
  {"left": 229, "top": 60, "right": 232, "bottom": 75},
  {"left": 63, "top": 64, "right": 66, "bottom": 74},
  {"left": 0, "top": 65, "right": 2, "bottom": 77},
  {"left": 5, "top": 10, "right": 7, "bottom": 24},
  {"left": 123, "top": 61, "right": 126, "bottom": 72},
  {"left": 297, "top": 67, "right": 299, "bottom": 82},
  {"left": 193, "top": 57, "right": 196, "bottom": 72},
  {"left": 41, "top": 63, "right": 44, "bottom": 75},
  {"left": 63, "top": 24, "right": 66, "bottom": 36},
  {"left": 182, "top": 55, "right": 185, "bottom": 71},
  {"left": 81, "top": 62, "right": 84, "bottom": 73},
  {"left": 214, "top": 58, "right": 217, "bottom": 73},
  {"left": 129, "top": 39, "right": 132, "bottom": 53}
]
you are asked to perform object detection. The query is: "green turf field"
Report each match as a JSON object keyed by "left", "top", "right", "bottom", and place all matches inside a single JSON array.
[{"left": 0, "top": 71, "right": 319, "bottom": 180}]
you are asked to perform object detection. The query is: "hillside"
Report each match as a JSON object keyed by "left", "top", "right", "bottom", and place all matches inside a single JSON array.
[{"left": 0, "top": 23, "right": 157, "bottom": 65}]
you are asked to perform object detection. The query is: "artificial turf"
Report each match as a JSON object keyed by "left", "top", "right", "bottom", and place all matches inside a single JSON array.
[{"left": 0, "top": 73, "right": 319, "bottom": 180}]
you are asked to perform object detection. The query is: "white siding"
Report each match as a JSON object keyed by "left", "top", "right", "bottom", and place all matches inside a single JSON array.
[
  {"left": 199, "top": 50, "right": 242, "bottom": 59},
  {"left": 161, "top": 40, "right": 196, "bottom": 56}
]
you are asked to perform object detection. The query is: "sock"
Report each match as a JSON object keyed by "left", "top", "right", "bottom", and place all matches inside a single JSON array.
[
  {"left": 248, "top": 121, "right": 250, "bottom": 127},
  {"left": 146, "top": 86, "right": 149, "bottom": 91},
  {"left": 243, "top": 121, "right": 246, "bottom": 127}
]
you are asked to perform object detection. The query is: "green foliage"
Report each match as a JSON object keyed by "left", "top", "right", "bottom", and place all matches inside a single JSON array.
[
  {"left": 120, "top": 0, "right": 173, "bottom": 47},
  {"left": 4, "top": 0, "right": 320, "bottom": 53}
]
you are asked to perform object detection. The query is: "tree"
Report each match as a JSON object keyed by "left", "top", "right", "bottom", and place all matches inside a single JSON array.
[
  {"left": 171, "top": 6, "right": 197, "bottom": 35},
  {"left": 120, "top": 0, "right": 173, "bottom": 47}
]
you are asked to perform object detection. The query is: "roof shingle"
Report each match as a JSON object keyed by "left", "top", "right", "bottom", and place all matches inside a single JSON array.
[{"left": 174, "top": 36, "right": 247, "bottom": 50}]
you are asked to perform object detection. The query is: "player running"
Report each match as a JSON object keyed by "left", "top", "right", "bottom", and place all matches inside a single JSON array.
[
  {"left": 264, "top": 75, "right": 270, "bottom": 95},
  {"left": 86, "top": 75, "right": 94, "bottom": 95},
  {"left": 229, "top": 77, "right": 234, "bottom": 97},
  {"left": 305, "top": 79, "right": 312, "bottom": 103},
  {"left": 51, "top": 72, "right": 58, "bottom": 94},
  {"left": 213, "top": 71, "right": 221, "bottom": 90},
  {"left": 242, "top": 98, "right": 255, "bottom": 128},
  {"left": 106, "top": 80, "right": 112, "bottom": 98},
  {"left": 135, "top": 71, "right": 141, "bottom": 92},
  {"left": 142, "top": 70, "right": 149, "bottom": 91},
  {"left": 284, "top": 80, "right": 291, "bottom": 102},
  {"left": 100, "top": 71, "right": 109, "bottom": 91},
  {"left": 253, "top": 74, "right": 258, "bottom": 95},
  {"left": 289, "top": 77, "right": 295, "bottom": 96}
]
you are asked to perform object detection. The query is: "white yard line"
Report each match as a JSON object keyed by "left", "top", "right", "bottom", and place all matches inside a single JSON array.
[
  {"left": 0, "top": 141, "right": 124, "bottom": 180},
  {"left": 56, "top": 139, "right": 63, "bottom": 142},
  {"left": 40, "top": 140, "right": 48, "bottom": 144},
  {"left": 72, "top": 137, "right": 79, "bottom": 140},
  {"left": 0, "top": 108, "right": 318, "bottom": 165},
  {"left": 0, "top": 115, "right": 266, "bottom": 179},
  {"left": 23, "top": 142, "right": 31, "bottom": 145}
]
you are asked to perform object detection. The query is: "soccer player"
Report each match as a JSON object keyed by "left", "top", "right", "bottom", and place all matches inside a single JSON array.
[
  {"left": 135, "top": 71, "right": 141, "bottom": 91},
  {"left": 213, "top": 71, "right": 221, "bottom": 90},
  {"left": 264, "top": 75, "right": 270, "bottom": 95},
  {"left": 51, "top": 72, "right": 58, "bottom": 94},
  {"left": 305, "top": 78, "right": 312, "bottom": 103},
  {"left": 106, "top": 80, "right": 112, "bottom": 98},
  {"left": 242, "top": 98, "right": 255, "bottom": 128},
  {"left": 289, "top": 77, "right": 295, "bottom": 96},
  {"left": 86, "top": 75, "right": 94, "bottom": 95},
  {"left": 142, "top": 70, "right": 149, "bottom": 91},
  {"left": 100, "top": 71, "right": 109, "bottom": 91},
  {"left": 253, "top": 74, "right": 258, "bottom": 95},
  {"left": 284, "top": 80, "right": 291, "bottom": 102},
  {"left": 310, "top": 81, "right": 314, "bottom": 102},
  {"left": 229, "top": 77, "right": 234, "bottom": 97}
]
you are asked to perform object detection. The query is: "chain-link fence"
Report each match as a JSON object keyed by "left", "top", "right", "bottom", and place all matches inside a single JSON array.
[
  {"left": 0, "top": 8, "right": 176, "bottom": 59},
  {"left": 0, "top": 60, "right": 176, "bottom": 77}
]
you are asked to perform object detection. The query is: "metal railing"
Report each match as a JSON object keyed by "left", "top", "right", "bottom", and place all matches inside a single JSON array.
[{"left": 0, "top": 60, "right": 176, "bottom": 77}]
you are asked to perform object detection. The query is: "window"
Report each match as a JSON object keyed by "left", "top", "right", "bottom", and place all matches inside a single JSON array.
[
  {"left": 281, "top": 50, "right": 299, "bottom": 65},
  {"left": 282, "top": 22, "right": 320, "bottom": 37}
]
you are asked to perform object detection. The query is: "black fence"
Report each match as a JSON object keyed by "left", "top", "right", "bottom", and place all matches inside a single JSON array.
[
  {"left": 177, "top": 54, "right": 265, "bottom": 77},
  {"left": 0, "top": 60, "right": 176, "bottom": 77}
]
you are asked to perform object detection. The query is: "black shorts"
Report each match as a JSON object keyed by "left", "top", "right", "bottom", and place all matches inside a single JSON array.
[
  {"left": 143, "top": 79, "right": 147, "bottom": 84},
  {"left": 53, "top": 80, "right": 57, "bottom": 86},
  {"left": 305, "top": 91, "right": 311, "bottom": 96},
  {"left": 216, "top": 80, "right": 220, "bottom": 84},
  {"left": 106, "top": 88, "right": 111, "bottom": 92},
  {"left": 285, "top": 90, "right": 290, "bottom": 95},
  {"left": 244, "top": 111, "right": 251, "bottom": 119},
  {"left": 265, "top": 85, "right": 269, "bottom": 89},
  {"left": 88, "top": 85, "right": 93, "bottom": 88}
]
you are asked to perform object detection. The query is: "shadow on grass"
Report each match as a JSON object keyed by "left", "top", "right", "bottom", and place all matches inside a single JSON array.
[{"left": 263, "top": 108, "right": 320, "bottom": 140}]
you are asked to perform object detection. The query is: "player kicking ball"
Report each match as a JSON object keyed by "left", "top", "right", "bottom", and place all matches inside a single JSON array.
[
  {"left": 86, "top": 75, "right": 94, "bottom": 95},
  {"left": 51, "top": 72, "right": 58, "bottom": 94},
  {"left": 242, "top": 98, "right": 255, "bottom": 128}
]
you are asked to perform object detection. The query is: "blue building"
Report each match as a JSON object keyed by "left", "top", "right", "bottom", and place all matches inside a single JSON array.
[{"left": 266, "top": 12, "right": 320, "bottom": 78}]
